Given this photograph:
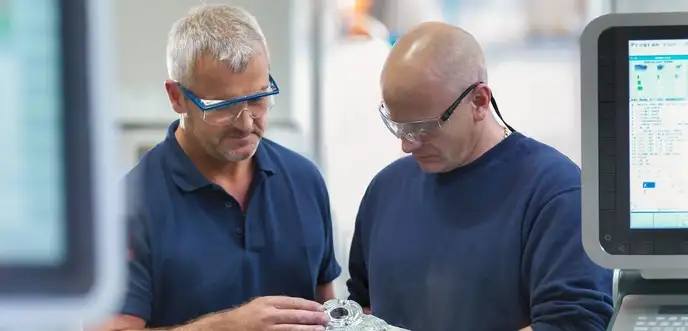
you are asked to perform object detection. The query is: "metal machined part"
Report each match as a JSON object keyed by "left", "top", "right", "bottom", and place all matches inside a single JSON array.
[{"left": 324, "top": 299, "right": 409, "bottom": 331}]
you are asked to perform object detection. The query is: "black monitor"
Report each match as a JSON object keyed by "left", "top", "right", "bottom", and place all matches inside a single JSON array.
[
  {"left": 581, "top": 12, "right": 688, "bottom": 271},
  {"left": 0, "top": 0, "right": 125, "bottom": 326}
]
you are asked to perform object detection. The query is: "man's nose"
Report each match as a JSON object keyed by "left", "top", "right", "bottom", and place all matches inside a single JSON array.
[
  {"left": 232, "top": 108, "right": 253, "bottom": 131},
  {"left": 401, "top": 138, "right": 422, "bottom": 154}
]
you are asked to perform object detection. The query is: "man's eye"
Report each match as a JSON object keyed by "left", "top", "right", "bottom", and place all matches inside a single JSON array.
[{"left": 215, "top": 103, "right": 242, "bottom": 111}]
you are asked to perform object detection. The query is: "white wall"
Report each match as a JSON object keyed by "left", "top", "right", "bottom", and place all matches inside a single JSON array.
[{"left": 488, "top": 48, "right": 582, "bottom": 165}]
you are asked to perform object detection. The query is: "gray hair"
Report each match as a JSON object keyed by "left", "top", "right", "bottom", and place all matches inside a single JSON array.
[{"left": 166, "top": 4, "right": 269, "bottom": 87}]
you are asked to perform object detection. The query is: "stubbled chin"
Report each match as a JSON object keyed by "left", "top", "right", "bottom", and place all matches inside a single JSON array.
[{"left": 220, "top": 140, "right": 260, "bottom": 161}]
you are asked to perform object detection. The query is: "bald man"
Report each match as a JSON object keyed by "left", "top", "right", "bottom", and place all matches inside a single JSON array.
[{"left": 345, "top": 23, "right": 614, "bottom": 330}]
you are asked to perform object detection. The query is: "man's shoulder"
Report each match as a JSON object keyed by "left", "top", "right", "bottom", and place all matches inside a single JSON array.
[
  {"left": 122, "top": 142, "right": 169, "bottom": 205},
  {"left": 124, "top": 143, "right": 167, "bottom": 182},
  {"left": 515, "top": 135, "right": 581, "bottom": 198},
  {"left": 377, "top": 155, "right": 418, "bottom": 178},
  {"left": 260, "top": 139, "right": 332, "bottom": 209},
  {"left": 261, "top": 138, "right": 323, "bottom": 180},
  {"left": 363, "top": 155, "right": 417, "bottom": 195},
  {"left": 524, "top": 137, "right": 579, "bottom": 174}
]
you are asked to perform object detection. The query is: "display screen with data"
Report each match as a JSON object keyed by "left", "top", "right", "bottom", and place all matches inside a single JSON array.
[
  {"left": 0, "top": 0, "right": 65, "bottom": 265},
  {"left": 629, "top": 39, "right": 688, "bottom": 230}
]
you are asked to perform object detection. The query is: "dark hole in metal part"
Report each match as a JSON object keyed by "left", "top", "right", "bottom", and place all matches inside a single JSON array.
[{"left": 330, "top": 307, "right": 349, "bottom": 319}]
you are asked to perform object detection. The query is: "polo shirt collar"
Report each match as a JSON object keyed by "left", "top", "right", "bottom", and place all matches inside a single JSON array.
[{"left": 164, "top": 119, "right": 276, "bottom": 192}]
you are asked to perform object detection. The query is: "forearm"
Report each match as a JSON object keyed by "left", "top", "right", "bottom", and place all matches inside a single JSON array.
[
  {"left": 110, "top": 325, "right": 193, "bottom": 331},
  {"left": 104, "top": 314, "right": 221, "bottom": 331},
  {"left": 316, "top": 282, "right": 336, "bottom": 303},
  {"left": 168, "top": 312, "right": 230, "bottom": 331},
  {"left": 134, "top": 321, "right": 209, "bottom": 331}
]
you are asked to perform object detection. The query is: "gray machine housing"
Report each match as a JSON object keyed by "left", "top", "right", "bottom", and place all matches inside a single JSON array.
[
  {"left": 581, "top": 11, "right": 688, "bottom": 331},
  {"left": 581, "top": 11, "right": 688, "bottom": 272}
]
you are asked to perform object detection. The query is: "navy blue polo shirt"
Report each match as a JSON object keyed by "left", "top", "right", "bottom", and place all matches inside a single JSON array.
[{"left": 121, "top": 120, "right": 341, "bottom": 328}]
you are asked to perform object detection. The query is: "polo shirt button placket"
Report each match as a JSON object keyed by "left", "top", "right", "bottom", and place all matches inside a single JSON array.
[{"left": 221, "top": 200, "right": 243, "bottom": 237}]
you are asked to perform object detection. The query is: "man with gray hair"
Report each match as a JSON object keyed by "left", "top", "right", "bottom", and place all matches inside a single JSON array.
[
  {"left": 346, "top": 22, "right": 614, "bottom": 330},
  {"left": 103, "top": 5, "right": 339, "bottom": 331}
]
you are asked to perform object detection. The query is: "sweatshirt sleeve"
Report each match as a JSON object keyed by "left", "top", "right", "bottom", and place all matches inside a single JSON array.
[{"left": 523, "top": 188, "right": 614, "bottom": 331}]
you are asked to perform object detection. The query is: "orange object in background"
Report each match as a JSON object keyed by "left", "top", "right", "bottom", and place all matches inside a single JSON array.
[
  {"left": 350, "top": 0, "right": 372, "bottom": 36},
  {"left": 338, "top": 0, "right": 373, "bottom": 38}
]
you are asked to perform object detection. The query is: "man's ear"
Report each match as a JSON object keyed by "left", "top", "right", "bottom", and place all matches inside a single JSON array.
[
  {"left": 164, "top": 80, "right": 185, "bottom": 115},
  {"left": 471, "top": 84, "right": 492, "bottom": 120},
  {"left": 473, "top": 84, "right": 492, "bottom": 109}
]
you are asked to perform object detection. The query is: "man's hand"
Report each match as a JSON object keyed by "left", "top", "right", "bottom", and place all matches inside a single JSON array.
[
  {"left": 208, "top": 296, "right": 330, "bottom": 331},
  {"left": 95, "top": 296, "right": 328, "bottom": 331}
]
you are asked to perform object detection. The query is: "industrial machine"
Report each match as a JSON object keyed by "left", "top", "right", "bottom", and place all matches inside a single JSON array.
[
  {"left": 581, "top": 12, "right": 688, "bottom": 331},
  {"left": 0, "top": 0, "right": 125, "bottom": 328}
]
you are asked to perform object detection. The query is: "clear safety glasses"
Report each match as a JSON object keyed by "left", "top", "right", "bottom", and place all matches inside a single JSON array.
[{"left": 379, "top": 82, "right": 514, "bottom": 143}]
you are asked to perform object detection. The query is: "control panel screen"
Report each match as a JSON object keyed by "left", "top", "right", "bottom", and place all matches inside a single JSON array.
[
  {"left": 0, "top": 0, "right": 65, "bottom": 265},
  {"left": 629, "top": 38, "right": 688, "bottom": 229}
]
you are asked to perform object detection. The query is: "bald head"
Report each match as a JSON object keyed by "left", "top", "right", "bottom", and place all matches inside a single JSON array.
[
  {"left": 381, "top": 22, "right": 487, "bottom": 99},
  {"left": 378, "top": 23, "right": 506, "bottom": 173}
]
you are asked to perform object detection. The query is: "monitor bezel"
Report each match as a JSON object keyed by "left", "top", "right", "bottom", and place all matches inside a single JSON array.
[
  {"left": 0, "top": 0, "right": 124, "bottom": 325},
  {"left": 581, "top": 12, "right": 688, "bottom": 270}
]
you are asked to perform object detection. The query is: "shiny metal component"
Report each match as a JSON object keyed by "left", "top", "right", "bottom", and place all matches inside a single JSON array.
[{"left": 324, "top": 299, "right": 410, "bottom": 331}]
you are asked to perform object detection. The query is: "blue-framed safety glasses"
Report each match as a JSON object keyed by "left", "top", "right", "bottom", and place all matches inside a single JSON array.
[{"left": 179, "top": 74, "right": 280, "bottom": 126}]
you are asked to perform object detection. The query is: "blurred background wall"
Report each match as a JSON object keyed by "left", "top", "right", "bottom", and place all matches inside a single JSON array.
[{"left": 114, "top": 0, "right": 688, "bottom": 297}]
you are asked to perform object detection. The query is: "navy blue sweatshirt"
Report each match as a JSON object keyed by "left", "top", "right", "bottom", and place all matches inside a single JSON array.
[{"left": 346, "top": 132, "right": 614, "bottom": 331}]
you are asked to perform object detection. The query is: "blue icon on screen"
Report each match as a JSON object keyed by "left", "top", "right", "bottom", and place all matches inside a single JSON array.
[{"left": 643, "top": 181, "right": 656, "bottom": 189}]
